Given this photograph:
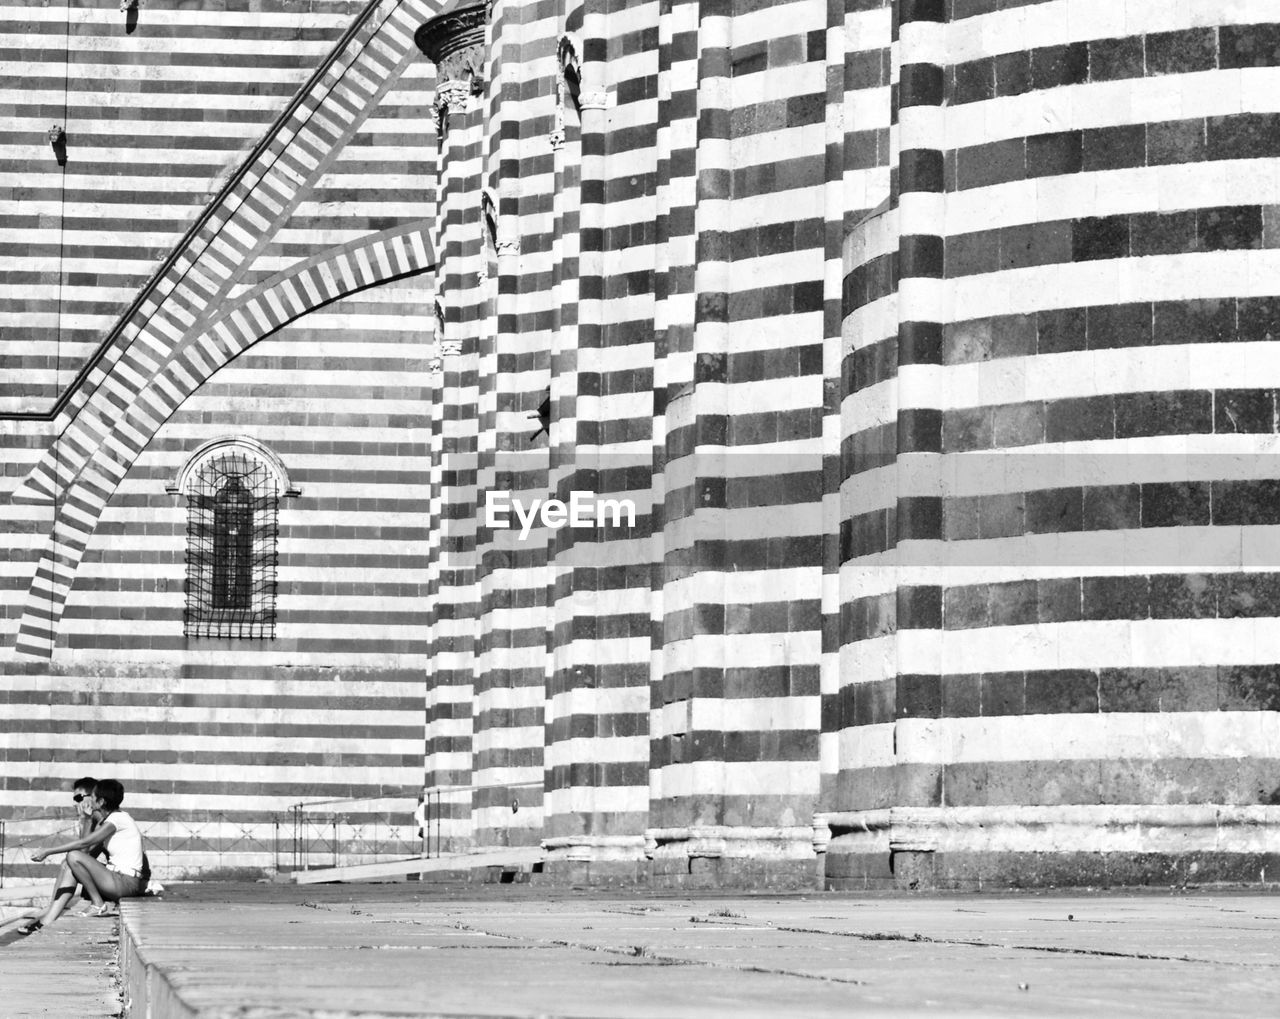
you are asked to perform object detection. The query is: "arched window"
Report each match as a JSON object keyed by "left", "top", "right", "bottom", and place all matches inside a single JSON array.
[{"left": 169, "top": 438, "right": 297, "bottom": 639}]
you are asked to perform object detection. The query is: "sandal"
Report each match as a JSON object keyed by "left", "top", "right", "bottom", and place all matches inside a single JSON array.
[
  {"left": 89, "top": 904, "right": 115, "bottom": 917},
  {"left": 15, "top": 921, "right": 42, "bottom": 936}
]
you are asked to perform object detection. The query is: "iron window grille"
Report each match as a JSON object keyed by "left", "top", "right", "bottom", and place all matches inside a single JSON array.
[{"left": 184, "top": 450, "right": 279, "bottom": 639}]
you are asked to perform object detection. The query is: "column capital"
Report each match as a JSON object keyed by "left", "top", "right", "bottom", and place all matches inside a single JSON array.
[
  {"left": 433, "top": 78, "right": 473, "bottom": 136},
  {"left": 416, "top": 0, "right": 488, "bottom": 94}
]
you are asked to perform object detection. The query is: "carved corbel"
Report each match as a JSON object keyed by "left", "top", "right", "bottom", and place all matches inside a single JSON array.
[
  {"left": 433, "top": 79, "right": 472, "bottom": 138},
  {"left": 548, "top": 102, "right": 566, "bottom": 151}
]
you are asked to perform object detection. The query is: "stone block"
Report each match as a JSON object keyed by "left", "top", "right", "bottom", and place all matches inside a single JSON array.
[
  {"left": 942, "top": 673, "right": 982, "bottom": 718},
  {"left": 1147, "top": 119, "right": 1207, "bottom": 165},
  {"left": 953, "top": 59, "right": 995, "bottom": 104},
  {"left": 1025, "top": 669, "right": 1098, "bottom": 714},
  {"left": 991, "top": 401, "right": 1044, "bottom": 447},
  {"left": 1083, "top": 124, "right": 1145, "bottom": 171},
  {"left": 1089, "top": 35, "right": 1144, "bottom": 82},
  {"left": 1220, "top": 23, "right": 1280, "bottom": 68},
  {"left": 1130, "top": 209, "right": 1197, "bottom": 257},
  {"left": 1148, "top": 572, "right": 1217, "bottom": 618},
  {"left": 1211, "top": 480, "right": 1280, "bottom": 526},
  {"left": 1153, "top": 298, "right": 1236, "bottom": 344},
  {"left": 943, "top": 584, "right": 988, "bottom": 630},
  {"left": 1116, "top": 391, "right": 1211, "bottom": 439},
  {"left": 1026, "top": 131, "right": 1082, "bottom": 178},
  {"left": 1198, "top": 205, "right": 1263, "bottom": 251},
  {"left": 1046, "top": 395, "right": 1113, "bottom": 442},
  {"left": 943, "top": 406, "right": 994, "bottom": 451},
  {"left": 1208, "top": 389, "right": 1269, "bottom": 432},
  {"left": 994, "top": 49, "right": 1031, "bottom": 96},
  {"left": 1024, "top": 486, "right": 1083, "bottom": 534},
  {"left": 1140, "top": 481, "right": 1211, "bottom": 527},
  {"left": 1236, "top": 296, "right": 1280, "bottom": 342},
  {"left": 1030, "top": 42, "right": 1087, "bottom": 89},
  {"left": 1145, "top": 28, "right": 1218, "bottom": 76},
  {"left": 981, "top": 671, "right": 1025, "bottom": 716},
  {"left": 1072, "top": 215, "right": 1131, "bottom": 261},
  {"left": 1081, "top": 575, "right": 1149, "bottom": 620},
  {"left": 1037, "top": 577, "right": 1081, "bottom": 623},
  {"left": 1037, "top": 305, "right": 1087, "bottom": 353}
]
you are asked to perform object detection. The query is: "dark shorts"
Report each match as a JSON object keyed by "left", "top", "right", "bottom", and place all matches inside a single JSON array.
[{"left": 109, "top": 870, "right": 147, "bottom": 898}]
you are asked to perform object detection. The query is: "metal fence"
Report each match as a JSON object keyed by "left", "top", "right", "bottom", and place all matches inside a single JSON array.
[{"left": 284, "top": 799, "right": 421, "bottom": 872}]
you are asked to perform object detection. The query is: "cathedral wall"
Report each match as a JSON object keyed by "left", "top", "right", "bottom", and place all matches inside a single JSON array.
[
  {"left": 836, "top": 0, "right": 1280, "bottom": 888},
  {"left": 1, "top": 0, "right": 434, "bottom": 413},
  {"left": 9, "top": 0, "right": 1280, "bottom": 891},
  {"left": 1, "top": 0, "right": 436, "bottom": 877},
  {"left": 1, "top": 290, "right": 432, "bottom": 875}
]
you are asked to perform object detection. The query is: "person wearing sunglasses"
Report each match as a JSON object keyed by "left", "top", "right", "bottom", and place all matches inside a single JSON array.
[
  {"left": 10, "top": 777, "right": 102, "bottom": 936},
  {"left": 27, "top": 779, "right": 147, "bottom": 919}
]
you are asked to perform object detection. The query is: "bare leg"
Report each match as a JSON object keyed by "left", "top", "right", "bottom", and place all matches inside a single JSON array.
[
  {"left": 66, "top": 851, "right": 129, "bottom": 907},
  {"left": 4, "top": 862, "right": 81, "bottom": 931},
  {"left": 36, "top": 860, "right": 81, "bottom": 926}
]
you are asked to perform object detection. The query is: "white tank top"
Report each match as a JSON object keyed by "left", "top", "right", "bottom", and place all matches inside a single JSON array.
[{"left": 104, "top": 810, "right": 145, "bottom": 876}]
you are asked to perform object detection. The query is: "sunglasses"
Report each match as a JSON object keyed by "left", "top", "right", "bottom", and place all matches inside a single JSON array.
[{"left": 73, "top": 793, "right": 90, "bottom": 802}]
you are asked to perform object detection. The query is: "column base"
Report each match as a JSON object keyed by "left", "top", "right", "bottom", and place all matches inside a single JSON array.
[
  {"left": 644, "top": 826, "right": 821, "bottom": 890},
  {"left": 822, "top": 806, "right": 1280, "bottom": 890},
  {"left": 536, "top": 836, "right": 649, "bottom": 885}
]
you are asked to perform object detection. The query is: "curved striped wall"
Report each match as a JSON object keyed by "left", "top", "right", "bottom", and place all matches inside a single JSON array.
[{"left": 833, "top": 0, "right": 1280, "bottom": 887}]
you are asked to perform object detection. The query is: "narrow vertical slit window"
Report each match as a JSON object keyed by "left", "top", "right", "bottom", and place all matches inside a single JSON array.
[{"left": 212, "top": 475, "right": 254, "bottom": 611}]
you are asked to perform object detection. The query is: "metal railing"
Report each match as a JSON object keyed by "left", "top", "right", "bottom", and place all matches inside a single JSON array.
[
  {"left": 286, "top": 797, "right": 422, "bottom": 872},
  {"left": 420, "top": 781, "right": 544, "bottom": 859},
  {"left": 0, "top": 816, "right": 80, "bottom": 889}
]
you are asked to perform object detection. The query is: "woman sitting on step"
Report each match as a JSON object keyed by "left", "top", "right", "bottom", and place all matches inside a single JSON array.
[{"left": 25, "top": 778, "right": 148, "bottom": 925}]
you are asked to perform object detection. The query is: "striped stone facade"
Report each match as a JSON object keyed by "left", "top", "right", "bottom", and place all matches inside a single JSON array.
[
  {"left": 834, "top": 0, "right": 1280, "bottom": 888},
  {"left": 7, "top": 0, "right": 1280, "bottom": 888},
  {"left": 2, "top": 0, "right": 439, "bottom": 872}
]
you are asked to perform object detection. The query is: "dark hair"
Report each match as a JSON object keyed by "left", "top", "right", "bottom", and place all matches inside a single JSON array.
[
  {"left": 95, "top": 778, "right": 124, "bottom": 812},
  {"left": 73, "top": 776, "right": 97, "bottom": 793}
]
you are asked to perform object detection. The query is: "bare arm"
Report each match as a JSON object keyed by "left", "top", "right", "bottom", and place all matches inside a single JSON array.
[{"left": 31, "top": 822, "right": 114, "bottom": 863}]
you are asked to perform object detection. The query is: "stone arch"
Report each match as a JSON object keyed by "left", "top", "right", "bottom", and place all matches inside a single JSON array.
[
  {"left": 167, "top": 435, "right": 300, "bottom": 500},
  {"left": 13, "top": 221, "right": 436, "bottom": 658}
]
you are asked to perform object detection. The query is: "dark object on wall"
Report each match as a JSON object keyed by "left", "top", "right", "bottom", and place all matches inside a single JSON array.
[
  {"left": 47, "top": 125, "right": 66, "bottom": 166},
  {"left": 121, "top": 0, "right": 139, "bottom": 34},
  {"left": 529, "top": 388, "right": 551, "bottom": 442}
]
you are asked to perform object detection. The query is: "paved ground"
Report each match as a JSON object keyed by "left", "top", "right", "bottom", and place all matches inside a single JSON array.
[
  {"left": 5, "top": 884, "right": 1280, "bottom": 1017},
  {"left": 0, "top": 899, "right": 122, "bottom": 1018}
]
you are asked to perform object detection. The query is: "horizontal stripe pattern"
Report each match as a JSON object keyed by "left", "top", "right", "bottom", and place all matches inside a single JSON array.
[{"left": 2, "top": 0, "right": 435, "bottom": 869}]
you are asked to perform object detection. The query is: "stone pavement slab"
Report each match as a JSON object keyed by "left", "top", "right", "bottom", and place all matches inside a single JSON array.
[
  {"left": 116, "top": 885, "right": 1280, "bottom": 1018},
  {"left": 0, "top": 904, "right": 122, "bottom": 1018}
]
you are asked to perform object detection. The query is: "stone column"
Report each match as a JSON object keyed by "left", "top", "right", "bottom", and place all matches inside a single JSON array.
[
  {"left": 416, "top": 0, "right": 488, "bottom": 850},
  {"left": 889, "top": 0, "right": 946, "bottom": 888}
]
